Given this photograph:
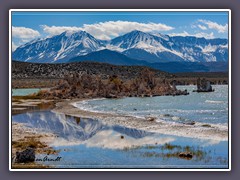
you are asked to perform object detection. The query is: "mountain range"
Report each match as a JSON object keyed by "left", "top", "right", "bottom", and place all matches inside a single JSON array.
[
  {"left": 12, "top": 30, "right": 229, "bottom": 72},
  {"left": 13, "top": 31, "right": 104, "bottom": 63}
]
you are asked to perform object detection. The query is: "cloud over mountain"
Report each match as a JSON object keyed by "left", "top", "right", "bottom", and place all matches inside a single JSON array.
[
  {"left": 41, "top": 25, "right": 83, "bottom": 36},
  {"left": 169, "top": 31, "right": 215, "bottom": 39},
  {"left": 41, "top": 21, "right": 174, "bottom": 40},
  {"left": 198, "top": 24, "right": 207, "bottom": 30},
  {"left": 198, "top": 19, "right": 228, "bottom": 33},
  {"left": 12, "top": 26, "right": 40, "bottom": 39}
]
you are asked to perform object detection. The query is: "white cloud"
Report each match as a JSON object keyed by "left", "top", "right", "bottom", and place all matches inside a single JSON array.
[
  {"left": 12, "top": 26, "right": 40, "bottom": 39},
  {"left": 169, "top": 31, "right": 215, "bottom": 39},
  {"left": 198, "top": 24, "right": 207, "bottom": 30},
  {"left": 198, "top": 19, "right": 228, "bottom": 33},
  {"left": 12, "top": 42, "right": 18, "bottom": 51},
  {"left": 41, "top": 21, "right": 174, "bottom": 40},
  {"left": 40, "top": 25, "right": 83, "bottom": 36},
  {"left": 82, "top": 21, "right": 174, "bottom": 40}
]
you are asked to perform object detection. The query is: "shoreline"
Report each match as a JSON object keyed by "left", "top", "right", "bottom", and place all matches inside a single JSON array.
[
  {"left": 11, "top": 98, "right": 59, "bottom": 168},
  {"left": 11, "top": 94, "right": 228, "bottom": 168},
  {"left": 53, "top": 98, "right": 228, "bottom": 141},
  {"left": 12, "top": 122, "right": 58, "bottom": 168}
]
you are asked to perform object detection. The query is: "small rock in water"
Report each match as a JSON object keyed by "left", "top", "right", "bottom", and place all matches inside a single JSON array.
[
  {"left": 179, "top": 152, "right": 193, "bottom": 159},
  {"left": 147, "top": 117, "right": 156, "bottom": 121},
  {"left": 184, "top": 121, "right": 195, "bottom": 125},
  {"left": 120, "top": 135, "right": 124, "bottom": 139},
  {"left": 193, "top": 78, "right": 215, "bottom": 92}
]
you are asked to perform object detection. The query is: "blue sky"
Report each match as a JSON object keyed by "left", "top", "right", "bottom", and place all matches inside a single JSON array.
[{"left": 11, "top": 11, "right": 229, "bottom": 50}]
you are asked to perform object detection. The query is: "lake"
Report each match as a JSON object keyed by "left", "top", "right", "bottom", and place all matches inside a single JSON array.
[
  {"left": 12, "top": 85, "right": 229, "bottom": 168},
  {"left": 12, "top": 110, "right": 228, "bottom": 168},
  {"left": 74, "top": 85, "right": 228, "bottom": 128},
  {"left": 12, "top": 88, "right": 43, "bottom": 96}
]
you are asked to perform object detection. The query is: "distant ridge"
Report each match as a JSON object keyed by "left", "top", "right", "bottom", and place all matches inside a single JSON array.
[
  {"left": 12, "top": 60, "right": 170, "bottom": 80},
  {"left": 69, "top": 49, "right": 147, "bottom": 66}
]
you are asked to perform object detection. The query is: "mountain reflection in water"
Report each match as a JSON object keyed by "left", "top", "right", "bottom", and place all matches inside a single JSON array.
[
  {"left": 12, "top": 110, "right": 228, "bottom": 168},
  {"left": 12, "top": 110, "right": 174, "bottom": 148}
]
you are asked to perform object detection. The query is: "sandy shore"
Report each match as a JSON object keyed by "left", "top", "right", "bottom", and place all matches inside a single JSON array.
[
  {"left": 12, "top": 123, "right": 56, "bottom": 152},
  {"left": 53, "top": 98, "right": 228, "bottom": 141}
]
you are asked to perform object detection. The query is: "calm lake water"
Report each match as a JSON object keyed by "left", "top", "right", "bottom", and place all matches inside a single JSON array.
[
  {"left": 12, "top": 85, "right": 229, "bottom": 168},
  {"left": 12, "top": 110, "right": 228, "bottom": 168},
  {"left": 74, "top": 85, "right": 228, "bottom": 128},
  {"left": 12, "top": 88, "right": 42, "bottom": 96}
]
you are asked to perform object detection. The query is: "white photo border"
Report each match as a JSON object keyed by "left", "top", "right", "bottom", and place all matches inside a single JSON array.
[{"left": 9, "top": 9, "right": 231, "bottom": 171}]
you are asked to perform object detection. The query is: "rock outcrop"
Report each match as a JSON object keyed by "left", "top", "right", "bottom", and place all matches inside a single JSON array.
[
  {"left": 15, "top": 147, "right": 35, "bottom": 163},
  {"left": 36, "top": 68, "right": 189, "bottom": 99},
  {"left": 193, "top": 78, "right": 214, "bottom": 92}
]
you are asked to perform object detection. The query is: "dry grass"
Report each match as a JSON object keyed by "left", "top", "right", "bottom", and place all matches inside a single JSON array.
[
  {"left": 122, "top": 143, "right": 208, "bottom": 161},
  {"left": 12, "top": 138, "right": 47, "bottom": 149},
  {"left": 12, "top": 163, "right": 51, "bottom": 169},
  {"left": 12, "top": 95, "right": 41, "bottom": 100},
  {"left": 12, "top": 136, "right": 59, "bottom": 155},
  {"left": 12, "top": 135, "right": 59, "bottom": 169}
]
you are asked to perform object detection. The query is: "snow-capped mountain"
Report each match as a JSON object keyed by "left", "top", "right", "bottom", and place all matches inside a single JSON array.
[
  {"left": 109, "top": 30, "right": 228, "bottom": 63},
  {"left": 12, "top": 31, "right": 105, "bottom": 63},
  {"left": 12, "top": 30, "right": 228, "bottom": 63}
]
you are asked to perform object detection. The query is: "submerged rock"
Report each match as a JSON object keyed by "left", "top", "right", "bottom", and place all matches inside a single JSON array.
[
  {"left": 179, "top": 152, "right": 193, "bottom": 159},
  {"left": 15, "top": 147, "right": 35, "bottom": 163},
  {"left": 183, "top": 121, "right": 196, "bottom": 125},
  {"left": 202, "top": 124, "right": 211, "bottom": 128},
  {"left": 163, "top": 114, "right": 172, "bottom": 117}
]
